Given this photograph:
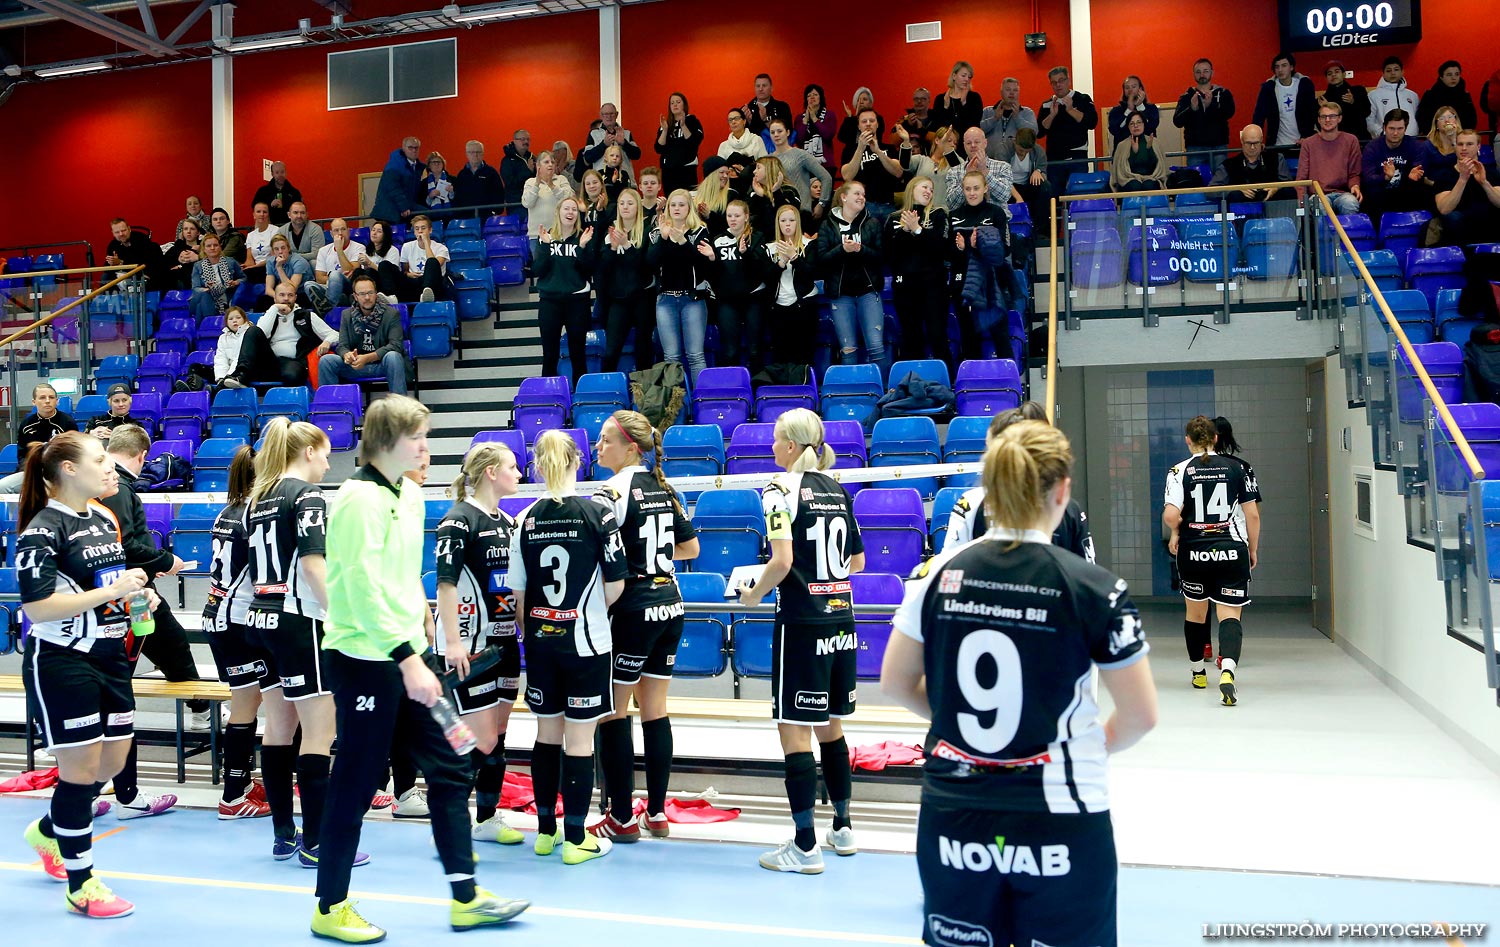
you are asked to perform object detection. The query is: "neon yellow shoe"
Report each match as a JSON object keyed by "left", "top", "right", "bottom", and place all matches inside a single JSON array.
[
  {"left": 533, "top": 825, "right": 562, "bottom": 856},
  {"left": 311, "top": 899, "right": 386, "bottom": 943},
  {"left": 562, "top": 833, "right": 612, "bottom": 865},
  {"left": 450, "top": 887, "right": 531, "bottom": 930},
  {"left": 1191, "top": 670, "right": 1208, "bottom": 689},
  {"left": 1219, "top": 670, "right": 1237, "bottom": 706},
  {"left": 23, "top": 819, "right": 65, "bottom": 881},
  {"left": 65, "top": 878, "right": 135, "bottom": 918}
]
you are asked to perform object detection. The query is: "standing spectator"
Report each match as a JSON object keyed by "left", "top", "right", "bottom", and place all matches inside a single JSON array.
[
  {"left": 162, "top": 219, "right": 202, "bottom": 290},
  {"left": 837, "top": 87, "right": 884, "bottom": 162},
  {"left": 816, "top": 182, "right": 889, "bottom": 374},
  {"left": 253, "top": 234, "right": 313, "bottom": 312},
  {"left": 177, "top": 195, "right": 212, "bottom": 241},
  {"left": 747, "top": 156, "right": 804, "bottom": 243},
  {"left": 1211, "top": 125, "right": 1294, "bottom": 202},
  {"left": 1415, "top": 61, "right": 1478, "bottom": 137},
  {"left": 745, "top": 73, "right": 793, "bottom": 149},
  {"left": 255, "top": 281, "right": 338, "bottom": 386},
  {"left": 373, "top": 137, "right": 425, "bottom": 223},
  {"left": 886, "top": 176, "right": 952, "bottom": 366},
  {"left": 1107, "top": 76, "right": 1160, "bottom": 148},
  {"left": 900, "top": 87, "right": 936, "bottom": 142},
  {"left": 638, "top": 166, "right": 666, "bottom": 217},
  {"left": 318, "top": 274, "right": 410, "bottom": 396},
  {"left": 704, "top": 200, "right": 768, "bottom": 372},
  {"left": 307, "top": 218, "right": 367, "bottom": 311},
  {"left": 278, "top": 201, "right": 324, "bottom": 267},
  {"left": 1252, "top": 52, "right": 1318, "bottom": 156},
  {"left": 581, "top": 104, "right": 642, "bottom": 177},
  {"left": 719, "top": 108, "right": 768, "bottom": 162},
  {"left": 1008, "top": 128, "right": 1052, "bottom": 231},
  {"left": 944, "top": 126, "right": 1015, "bottom": 213},
  {"left": 769, "top": 119, "right": 833, "bottom": 223},
  {"left": 454, "top": 140, "right": 504, "bottom": 215},
  {"left": 104, "top": 217, "right": 164, "bottom": 290},
  {"left": 1298, "top": 103, "right": 1364, "bottom": 214},
  {"left": 930, "top": 61, "right": 984, "bottom": 148},
  {"left": 1321, "top": 61, "right": 1372, "bottom": 141},
  {"left": 1433, "top": 130, "right": 1500, "bottom": 247},
  {"left": 424, "top": 151, "right": 455, "bottom": 216},
  {"left": 982, "top": 77, "right": 1039, "bottom": 161},
  {"left": 1037, "top": 66, "right": 1099, "bottom": 195},
  {"left": 693, "top": 157, "right": 736, "bottom": 236},
  {"left": 208, "top": 207, "right": 244, "bottom": 262},
  {"left": 241, "top": 202, "right": 277, "bottom": 282},
  {"left": 522, "top": 152, "right": 574, "bottom": 252},
  {"left": 840, "top": 108, "right": 905, "bottom": 223},
  {"left": 551, "top": 140, "right": 580, "bottom": 193},
  {"left": 1175, "top": 59, "right": 1237, "bottom": 169},
  {"left": 16, "top": 382, "right": 76, "bottom": 458},
  {"left": 647, "top": 190, "right": 712, "bottom": 385},
  {"left": 1483, "top": 68, "right": 1500, "bottom": 135},
  {"left": 655, "top": 92, "right": 705, "bottom": 194},
  {"left": 1360, "top": 110, "right": 1430, "bottom": 227},
  {"left": 797, "top": 84, "right": 839, "bottom": 180},
  {"left": 1111, "top": 113, "right": 1168, "bottom": 192},
  {"left": 533, "top": 198, "right": 595, "bottom": 384},
  {"left": 948, "top": 171, "right": 1016, "bottom": 363},
  {"left": 600, "top": 145, "right": 634, "bottom": 203},
  {"left": 579, "top": 170, "right": 614, "bottom": 232},
  {"left": 500, "top": 130, "right": 536, "bottom": 210},
  {"left": 759, "top": 205, "right": 820, "bottom": 367},
  {"left": 252, "top": 161, "right": 302, "bottom": 227},
  {"left": 1367, "top": 57, "right": 1421, "bottom": 141},
  {"left": 594, "top": 188, "right": 654, "bottom": 373},
  {"left": 189, "top": 233, "right": 246, "bottom": 320},
  {"left": 398, "top": 214, "right": 450, "bottom": 303}
]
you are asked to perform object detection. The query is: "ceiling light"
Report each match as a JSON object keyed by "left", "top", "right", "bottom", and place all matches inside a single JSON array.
[
  {"left": 226, "top": 35, "right": 307, "bottom": 52},
  {"left": 451, "top": 5, "right": 542, "bottom": 22},
  {"left": 34, "top": 61, "right": 110, "bottom": 78}
]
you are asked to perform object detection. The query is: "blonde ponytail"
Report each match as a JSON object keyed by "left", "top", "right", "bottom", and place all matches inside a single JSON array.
[
  {"left": 610, "top": 410, "right": 686, "bottom": 517},
  {"left": 981, "top": 421, "right": 1073, "bottom": 543},
  {"left": 450, "top": 442, "right": 515, "bottom": 502},
  {"left": 250, "top": 418, "right": 329, "bottom": 504},
  {"left": 775, "top": 407, "right": 835, "bottom": 473},
  {"left": 533, "top": 430, "right": 581, "bottom": 499}
]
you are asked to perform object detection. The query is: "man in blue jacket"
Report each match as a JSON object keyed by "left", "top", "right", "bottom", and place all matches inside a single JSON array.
[{"left": 373, "top": 137, "right": 425, "bottom": 222}]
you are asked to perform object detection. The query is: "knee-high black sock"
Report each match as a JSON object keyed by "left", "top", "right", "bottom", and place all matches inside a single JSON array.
[
  {"left": 784, "top": 751, "right": 818, "bottom": 851},
  {"left": 473, "top": 735, "right": 506, "bottom": 823},
  {"left": 1184, "top": 619, "right": 1211, "bottom": 665},
  {"left": 112, "top": 741, "right": 139, "bottom": 805},
  {"left": 642, "top": 717, "right": 673, "bottom": 816},
  {"left": 223, "top": 722, "right": 258, "bottom": 802},
  {"left": 296, "top": 754, "right": 330, "bottom": 850},
  {"left": 262, "top": 744, "right": 296, "bottom": 840},
  {"left": 392, "top": 743, "right": 419, "bottom": 799},
  {"left": 598, "top": 718, "right": 635, "bottom": 820},
  {"left": 561, "top": 754, "right": 595, "bottom": 846},
  {"left": 51, "top": 779, "right": 96, "bottom": 893},
  {"left": 531, "top": 742, "right": 562, "bottom": 836},
  {"left": 819, "top": 737, "right": 853, "bottom": 830},
  {"left": 1218, "top": 618, "right": 1244, "bottom": 669}
]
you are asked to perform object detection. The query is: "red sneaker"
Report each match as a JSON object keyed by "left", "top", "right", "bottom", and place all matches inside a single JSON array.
[
  {"left": 247, "top": 779, "right": 267, "bottom": 804},
  {"left": 1203, "top": 644, "right": 1214, "bottom": 662},
  {"left": 219, "top": 788, "right": 272, "bottom": 820},
  {"left": 587, "top": 813, "right": 641, "bottom": 843},
  {"left": 639, "top": 811, "right": 670, "bottom": 839},
  {"left": 371, "top": 789, "right": 394, "bottom": 810},
  {"left": 65, "top": 878, "right": 135, "bottom": 918}
]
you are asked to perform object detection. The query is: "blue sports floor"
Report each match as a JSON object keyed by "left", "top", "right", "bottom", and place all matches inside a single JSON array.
[{"left": 0, "top": 798, "right": 1493, "bottom": 945}]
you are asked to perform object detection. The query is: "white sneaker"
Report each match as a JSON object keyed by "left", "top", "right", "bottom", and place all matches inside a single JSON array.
[
  {"left": 825, "top": 826, "right": 857, "bottom": 856},
  {"left": 758, "top": 838, "right": 825, "bottom": 874},
  {"left": 472, "top": 814, "right": 525, "bottom": 845},
  {"left": 419, "top": 287, "right": 436, "bottom": 303},
  {"left": 115, "top": 791, "right": 178, "bottom": 819},
  {"left": 393, "top": 787, "right": 430, "bottom": 819},
  {"left": 379, "top": 293, "right": 399, "bottom": 306}
]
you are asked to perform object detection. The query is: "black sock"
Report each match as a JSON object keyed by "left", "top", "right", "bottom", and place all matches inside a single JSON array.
[
  {"left": 1184, "top": 619, "right": 1211, "bottom": 663},
  {"left": 392, "top": 747, "right": 418, "bottom": 799},
  {"left": 784, "top": 751, "right": 817, "bottom": 851},
  {"left": 598, "top": 718, "right": 635, "bottom": 820},
  {"left": 112, "top": 742, "right": 139, "bottom": 806},
  {"left": 531, "top": 742, "right": 562, "bottom": 836},
  {"left": 450, "top": 878, "right": 477, "bottom": 904},
  {"left": 819, "top": 737, "right": 852, "bottom": 830},
  {"left": 1218, "top": 617, "right": 1244, "bottom": 666},
  {"left": 262, "top": 744, "right": 297, "bottom": 840},
  {"left": 642, "top": 716, "right": 673, "bottom": 815},
  {"left": 561, "top": 754, "right": 594, "bottom": 846},
  {"left": 223, "top": 722, "right": 258, "bottom": 802},
  {"left": 473, "top": 735, "right": 506, "bottom": 824},
  {"left": 296, "top": 754, "right": 331, "bottom": 850},
  {"left": 51, "top": 779, "right": 95, "bottom": 893}
]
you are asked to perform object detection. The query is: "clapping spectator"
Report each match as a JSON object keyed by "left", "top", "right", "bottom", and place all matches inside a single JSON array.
[
  {"left": 719, "top": 107, "right": 768, "bottom": 162},
  {"left": 500, "top": 129, "right": 537, "bottom": 209},
  {"left": 454, "top": 139, "right": 504, "bottom": 215},
  {"left": 551, "top": 140, "right": 579, "bottom": 193},
  {"left": 1433, "top": 130, "right": 1500, "bottom": 246},
  {"left": 163, "top": 218, "right": 203, "bottom": 290},
  {"left": 931, "top": 61, "right": 984, "bottom": 148},
  {"left": 816, "top": 182, "right": 888, "bottom": 373},
  {"left": 1008, "top": 127, "right": 1052, "bottom": 230},
  {"left": 745, "top": 73, "right": 792, "bottom": 149},
  {"left": 759, "top": 204, "right": 820, "bottom": 367},
  {"left": 841, "top": 108, "right": 905, "bottom": 223},
  {"left": 1252, "top": 52, "right": 1318, "bottom": 155},
  {"left": 581, "top": 103, "right": 643, "bottom": 176},
  {"left": 594, "top": 188, "right": 653, "bottom": 373},
  {"left": 424, "top": 151, "right": 456, "bottom": 214},
  {"left": 278, "top": 200, "right": 324, "bottom": 267},
  {"left": 600, "top": 145, "right": 634, "bottom": 203},
  {"left": 1038, "top": 66, "right": 1099, "bottom": 195},
  {"left": 1367, "top": 57, "right": 1420, "bottom": 140},
  {"left": 398, "top": 214, "right": 450, "bottom": 303},
  {"left": 886, "top": 176, "right": 952, "bottom": 367},
  {"left": 945, "top": 126, "right": 1014, "bottom": 212},
  {"left": 177, "top": 195, "right": 212, "bottom": 241},
  {"left": 646, "top": 190, "right": 712, "bottom": 385},
  {"left": 1321, "top": 61, "right": 1372, "bottom": 140},
  {"left": 1360, "top": 109, "right": 1429, "bottom": 227},
  {"left": 189, "top": 233, "right": 246, "bottom": 320},
  {"left": 747, "top": 156, "right": 802, "bottom": 243},
  {"left": 372, "top": 136, "right": 425, "bottom": 222},
  {"left": 1298, "top": 103, "right": 1364, "bottom": 214},
  {"left": 655, "top": 92, "right": 705, "bottom": 194},
  {"left": 949, "top": 171, "right": 1017, "bottom": 363},
  {"left": 837, "top": 87, "right": 884, "bottom": 162},
  {"left": 252, "top": 161, "right": 302, "bottom": 226},
  {"left": 253, "top": 234, "right": 313, "bottom": 311},
  {"left": 797, "top": 84, "right": 839, "bottom": 180},
  {"left": 704, "top": 200, "right": 768, "bottom": 372},
  {"left": 1110, "top": 112, "right": 1168, "bottom": 192},
  {"left": 769, "top": 119, "right": 832, "bottom": 223},
  {"left": 1416, "top": 61, "right": 1478, "bottom": 137},
  {"left": 694, "top": 157, "right": 737, "bottom": 234},
  {"left": 638, "top": 165, "right": 666, "bottom": 217},
  {"left": 522, "top": 151, "right": 573, "bottom": 251},
  {"left": 579, "top": 170, "right": 614, "bottom": 230},
  {"left": 1107, "top": 76, "right": 1160, "bottom": 148},
  {"left": 1174, "top": 59, "right": 1236, "bottom": 169},
  {"left": 982, "top": 78, "right": 1039, "bottom": 161},
  {"left": 900, "top": 88, "right": 935, "bottom": 142}
]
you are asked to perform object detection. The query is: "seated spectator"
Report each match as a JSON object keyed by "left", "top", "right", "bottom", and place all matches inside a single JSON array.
[
  {"left": 361, "top": 219, "right": 402, "bottom": 304},
  {"left": 163, "top": 218, "right": 203, "bottom": 290},
  {"left": 500, "top": 129, "right": 536, "bottom": 209},
  {"left": 1107, "top": 76, "right": 1161, "bottom": 148},
  {"left": 1110, "top": 112, "right": 1168, "bottom": 192},
  {"left": 253, "top": 234, "right": 313, "bottom": 312},
  {"left": 1416, "top": 61, "right": 1478, "bottom": 140},
  {"left": 1211, "top": 125, "right": 1294, "bottom": 202},
  {"left": 88, "top": 384, "right": 139, "bottom": 441},
  {"left": 454, "top": 139, "right": 504, "bottom": 214},
  {"left": 797, "top": 84, "right": 839, "bottom": 180},
  {"left": 252, "top": 160, "right": 302, "bottom": 226},
  {"left": 945, "top": 126, "right": 1015, "bottom": 212},
  {"left": 373, "top": 136, "right": 425, "bottom": 222},
  {"left": 306, "top": 217, "right": 367, "bottom": 311},
  {"left": 17, "top": 382, "right": 77, "bottom": 457},
  {"left": 1252, "top": 52, "right": 1318, "bottom": 156},
  {"left": 522, "top": 152, "right": 573, "bottom": 248},
  {"left": 277, "top": 201, "right": 324, "bottom": 266},
  {"left": 183, "top": 305, "right": 276, "bottom": 391},
  {"left": 837, "top": 87, "right": 884, "bottom": 162},
  {"left": 318, "top": 274, "right": 410, "bottom": 396},
  {"left": 1320, "top": 61, "right": 1371, "bottom": 141},
  {"left": 582, "top": 103, "right": 643, "bottom": 176},
  {"left": 899, "top": 87, "right": 936, "bottom": 144},
  {"left": 241, "top": 201, "right": 277, "bottom": 279},
  {"left": 398, "top": 214, "right": 450, "bottom": 303},
  {"left": 1360, "top": 109, "right": 1430, "bottom": 227},
  {"left": 104, "top": 217, "right": 165, "bottom": 290},
  {"left": 190, "top": 233, "right": 247, "bottom": 320},
  {"left": 1008, "top": 127, "right": 1052, "bottom": 230},
  {"left": 1038, "top": 66, "right": 1100, "bottom": 194},
  {"left": 930, "top": 61, "right": 984, "bottom": 147},
  {"left": 767, "top": 118, "right": 832, "bottom": 223},
  {"left": 982, "top": 77, "right": 1038, "bottom": 161},
  {"left": 719, "top": 107, "right": 768, "bottom": 162},
  {"left": 1298, "top": 103, "right": 1364, "bottom": 214},
  {"left": 177, "top": 195, "right": 212, "bottom": 241},
  {"left": 655, "top": 92, "right": 705, "bottom": 194},
  {"left": 208, "top": 207, "right": 244, "bottom": 261},
  {"left": 255, "top": 280, "right": 338, "bottom": 386},
  {"left": 1434, "top": 130, "right": 1500, "bottom": 247},
  {"left": 1174, "top": 59, "right": 1236, "bottom": 169},
  {"left": 1368, "top": 57, "right": 1422, "bottom": 140},
  {"left": 1422, "top": 106, "right": 1463, "bottom": 177},
  {"left": 745, "top": 73, "right": 793, "bottom": 150},
  {"left": 600, "top": 145, "right": 634, "bottom": 202},
  {"left": 424, "top": 151, "right": 455, "bottom": 215},
  {"left": 840, "top": 107, "right": 905, "bottom": 222}
]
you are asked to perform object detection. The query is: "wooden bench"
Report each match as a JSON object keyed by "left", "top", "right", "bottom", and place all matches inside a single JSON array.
[{"left": 0, "top": 674, "right": 230, "bottom": 783}]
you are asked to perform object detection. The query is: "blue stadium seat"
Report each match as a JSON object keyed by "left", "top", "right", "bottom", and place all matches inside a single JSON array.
[
  {"left": 161, "top": 389, "right": 210, "bottom": 444},
  {"left": 309, "top": 384, "right": 361, "bottom": 451},
  {"left": 471, "top": 430, "right": 530, "bottom": 476},
  {"left": 1358, "top": 249, "right": 1403, "bottom": 294},
  {"left": 512, "top": 376, "right": 571, "bottom": 442},
  {"left": 954, "top": 359, "right": 1022, "bottom": 418},
  {"left": 820, "top": 364, "right": 883, "bottom": 422},
  {"left": 1377, "top": 210, "right": 1431, "bottom": 264},
  {"left": 1068, "top": 197, "right": 1117, "bottom": 232},
  {"left": 525, "top": 428, "right": 592, "bottom": 482},
  {"left": 661, "top": 424, "right": 725, "bottom": 478},
  {"left": 129, "top": 392, "right": 163, "bottom": 435},
  {"left": 0, "top": 444, "right": 17, "bottom": 476},
  {"left": 1243, "top": 217, "right": 1299, "bottom": 280},
  {"left": 693, "top": 366, "right": 753, "bottom": 439},
  {"left": 170, "top": 503, "right": 221, "bottom": 572},
  {"left": 674, "top": 572, "right": 730, "bottom": 677},
  {"left": 453, "top": 268, "right": 493, "bottom": 322},
  {"left": 1383, "top": 289, "right": 1435, "bottom": 344},
  {"left": 95, "top": 355, "right": 140, "bottom": 393},
  {"left": 824, "top": 420, "right": 869, "bottom": 484},
  {"left": 1434, "top": 403, "right": 1500, "bottom": 497},
  {"left": 1394, "top": 342, "right": 1462, "bottom": 425},
  {"left": 1065, "top": 171, "right": 1110, "bottom": 195},
  {"left": 755, "top": 373, "right": 818, "bottom": 425},
  {"left": 850, "top": 573, "right": 904, "bottom": 680},
  {"left": 1128, "top": 222, "right": 1180, "bottom": 287},
  {"left": 725, "top": 423, "right": 778, "bottom": 475},
  {"left": 870, "top": 416, "right": 941, "bottom": 498},
  {"left": 1007, "top": 201, "right": 1033, "bottom": 242},
  {"left": 930, "top": 486, "right": 967, "bottom": 550},
  {"left": 692, "top": 489, "right": 765, "bottom": 575},
  {"left": 137, "top": 352, "right": 184, "bottom": 398},
  {"left": 258, "top": 386, "right": 311, "bottom": 424},
  {"left": 74, "top": 395, "right": 108, "bottom": 429},
  {"left": 1404, "top": 246, "right": 1465, "bottom": 310},
  {"left": 156, "top": 318, "right": 197, "bottom": 357},
  {"left": 853, "top": 488, "right": 926, "bottom": 576},
  {"left": 887, "top": 358, "right": 950, "bottom": 394},
  {"left": 210, "top": 387, "right": 257, "bottom": 440},
  {"left": 1070, "top": 229, "right": 1124, "bottom": 288}
]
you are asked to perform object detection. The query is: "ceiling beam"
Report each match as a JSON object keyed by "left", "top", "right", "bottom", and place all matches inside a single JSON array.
[
  {"left": 16, "top": 0, "right": 179, "bottom": 56},
  {"left": 134, "top": 0, "right": 157, "bottom": 37},
  {"left": 162, "top": 0, "right": 213, "bottom": 45}
]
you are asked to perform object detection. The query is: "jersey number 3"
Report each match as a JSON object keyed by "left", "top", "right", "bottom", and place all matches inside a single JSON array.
[
  {"left": 957, "top": 629, "right": 1023, "bottom": 754},
  {"left": 540, "top": 544, "right": 570, "bottom": 606}
]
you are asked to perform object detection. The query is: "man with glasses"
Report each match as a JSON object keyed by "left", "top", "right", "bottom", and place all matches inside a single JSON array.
[
  {"left": 501, "top": 129, "right": 536, "bottom": 210},
  {"left": 308, "top": 218, "right": 368, "bottom": 311},
  {"left": 1298, "top": 103, "right": 1363, "bottom": 214},
  {"left": 454, "top": 140, "right": 504, "bottom": 216},
  {"left": 581, "top": 104, "right": 642, "bottom": 176},
  {"left": 374, "top": 136, "right": 425, "bottom": 222},
  {"left": 1037, "top": 66, "right": 1099, "bottom": 195},
  {"left": 318, "top": 273, "right": 410, "bottom": 395},
  {"left": 1211, "top": 125, "right": 1293, "bottom": 202}
]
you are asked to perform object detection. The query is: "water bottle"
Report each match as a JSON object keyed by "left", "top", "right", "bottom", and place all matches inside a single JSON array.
[
  {"left": 430, "top": 695, "right": 476, "bottom": 755},
  {"left": 127, "top": 590, "right": 155, "bottom": 637}
]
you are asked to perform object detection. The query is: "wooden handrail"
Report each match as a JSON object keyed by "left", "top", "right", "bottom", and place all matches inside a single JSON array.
[
  {"left": 1057, "top": 179, "right": 1320, "bottom": 203},
  {"left": 0, "top": 265, "right": 146, "bottom": 350},
  {"left": 1046, "top": 195, "right": 1059, "bottom": 425},
  {"left": 4, "top": 264, "right": 133, "bottom": 279},
  {"left": 1312, "top": 183, "right": 1484, "bottom": 479}
]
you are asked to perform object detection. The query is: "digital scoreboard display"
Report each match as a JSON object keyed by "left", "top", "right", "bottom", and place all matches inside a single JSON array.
[{"left": 1278, "top": 0, "right": 1421, "bottom": 51}]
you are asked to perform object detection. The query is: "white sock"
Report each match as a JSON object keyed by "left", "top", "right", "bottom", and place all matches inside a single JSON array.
[
  {"left": 1221, "top": 658, "right": 1237, "bottom": 673},
  {"left": 1191, "top": 661, "right": 1206, "bottom": 674}
]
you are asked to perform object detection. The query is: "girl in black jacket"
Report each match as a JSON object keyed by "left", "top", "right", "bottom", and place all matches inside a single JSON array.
[
  {"left": 886, "top": 175, "right": 953, "bottom": 370},
  {"left": 533, "top": 196, "right": 595, "bottom": 384},
  {"left": 815, "top": 182, "right": 889, "bottom": 374},
  {"left": 761, "top": 205, "right": 820, "bottom": 367},
  {"left": 654, "top": 92, "right": 706, "bottom": 195},
  {"left": 646, "top": 191, "right": 712, "bottom": 386},
  {"left": 949, "top": 170, "right": 1015, "bottom": 364},
  {"left": 594, "top": 189, "right": 655, "bottom": 373},
  {"left": 747, "top": 157, "right": 803, "bottom": 246},
  {"left": 706, "top": 200, "right": 769, "bottom": 372},
  {"left": 579, "top": 170, "right": 615, "bottom": 231}
]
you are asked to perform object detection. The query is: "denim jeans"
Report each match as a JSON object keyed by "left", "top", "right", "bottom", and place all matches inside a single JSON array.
[
  {"left": 318, "top": 350, "right": 408, "bottom": 396},
  {"left": 656, "top": 293, "right": 708, "bottom": 386},
  {"left": 1326, "top": 190, "right": 1361, "bottom": 216},
  {"left": 829, "top": 291, "right": 889, "bottom": 375}
]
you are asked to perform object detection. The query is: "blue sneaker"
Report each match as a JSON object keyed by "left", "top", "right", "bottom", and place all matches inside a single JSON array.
[
  {"left": 273, "top": 831, "right": 302, "bottom": 861},
  {"left": 298, "top": 843, "right": 371, "bottom": 869}
]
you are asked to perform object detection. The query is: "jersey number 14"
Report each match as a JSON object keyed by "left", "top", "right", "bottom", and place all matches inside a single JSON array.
[{"left": 1190, "top": 482, "right": 1231, "bottom": 521}]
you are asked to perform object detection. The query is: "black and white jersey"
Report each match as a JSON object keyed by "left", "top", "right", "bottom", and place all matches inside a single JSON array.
[
  {"left": 17, "top": 499, "right": 131, "bottom": 653},
  {"left": 435, "top": 498, "right": 518, "bottom": 655},
  {"left": 1222, "top": 453, "right": 1262, "bottom": 538},
  {"left": 1164, "top": 452, "right": 1256, "bottom": 545},
  {"left": 944, "top": 487, "right": 1096, "bottom": 563},
  {"left": 763, "top": 470, "right": 865, "bottom": 625},
  {"left": 593, "top": 466, "right": 696, "bottom": 614},
  {"left": 202, "top": 501, "right": 251, "bottom": 633},
  {"left": 245, "top": 478, "right": 328, "bottom": 619},
  {"left": 509, "top": 495, "right": 628, "bottom": 657},
  {"left": 893, "top": 530, "right": 1148, "bottom": 814}
]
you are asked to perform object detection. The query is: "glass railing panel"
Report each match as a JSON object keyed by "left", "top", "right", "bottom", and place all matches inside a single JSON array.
[
  {"left": 1471, "top": 480, "right": 1500, "bottom": 687},
  {"left": 1429, "top": 412, "right": 1483, "bottom": 649}
]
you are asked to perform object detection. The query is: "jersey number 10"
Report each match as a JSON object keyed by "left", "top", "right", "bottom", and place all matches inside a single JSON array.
[{"left": 806, "top": 518, "right": 850, "bottom": 580}]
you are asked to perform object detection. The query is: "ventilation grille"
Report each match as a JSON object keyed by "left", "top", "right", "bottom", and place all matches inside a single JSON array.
[{"left": 906, "top": 20, "right": 941, "bottom": 43}]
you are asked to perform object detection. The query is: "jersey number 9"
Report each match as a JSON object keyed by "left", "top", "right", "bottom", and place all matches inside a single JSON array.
[{"left": 957, "top": 629, "right": 1023, "bottom": 754}]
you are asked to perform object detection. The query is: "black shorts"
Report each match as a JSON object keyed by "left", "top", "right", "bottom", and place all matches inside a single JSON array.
[
  {"left": 1176, "top": 540, "right": 1252, "bottom": 607},
  {"left": 771, "top": 618, "right": 857, "bottom": 726},
  {"left": 610, "top": 603, "right": 685, "bottom": 685},
  {"left": 244, "top": 609, "right": 328, "bottom": 701},
  {"left": 452, "top": 638, "right": 522, "bottom": 715},
  {"left": 23, "top": 637, "right": 135, "bottom": 751},
  {"left": 207, "top": 621, "right": 275, "bottom": 691},
  {"left": 522, "top": 640, "right": 614, "bottom": 722},
  {"left": 916, "top": 801, "right": 1118, "bottom": 947}
]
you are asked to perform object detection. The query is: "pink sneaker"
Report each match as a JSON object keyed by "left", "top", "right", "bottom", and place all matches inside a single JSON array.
[{"left": 65, "top": 878, "right": 135, "bottom": 918}]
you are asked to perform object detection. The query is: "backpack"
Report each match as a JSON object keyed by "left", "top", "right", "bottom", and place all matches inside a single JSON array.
[{"left": 136, "top": 453, "right": 194, "bottom": 491}]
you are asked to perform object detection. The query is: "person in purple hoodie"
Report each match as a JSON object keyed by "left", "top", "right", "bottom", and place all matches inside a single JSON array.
[{"left": 1360, "top": 108, "right": 1430, "bottom": 227}]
